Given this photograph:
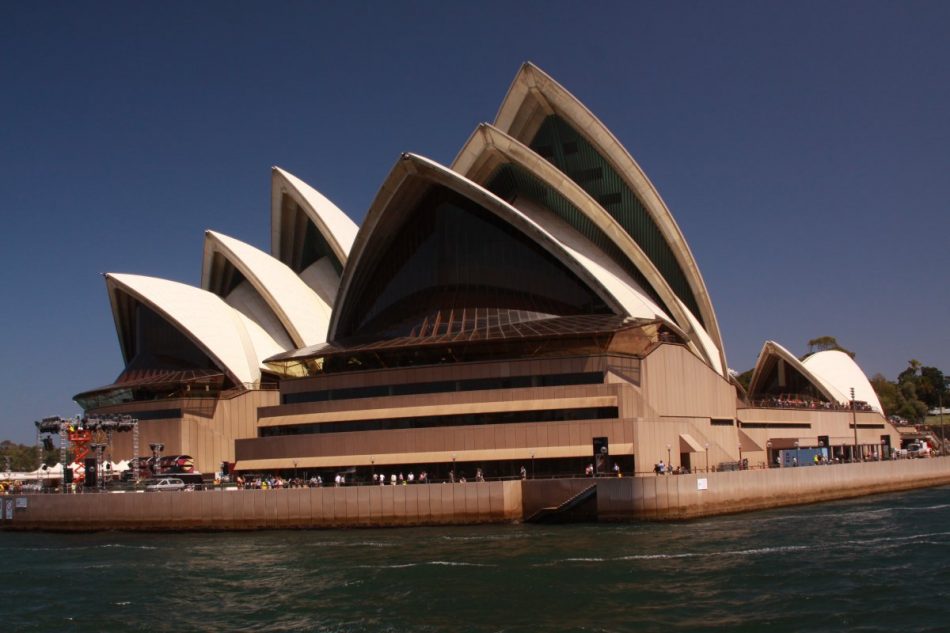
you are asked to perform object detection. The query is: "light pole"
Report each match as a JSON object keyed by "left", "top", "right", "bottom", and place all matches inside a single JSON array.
[
  {"left": 939, "top": 378, "right": 948, "bottom": 455},
  {"left": 851, "top": 387, "right": 859, "bottom": 462},
  {"left": 89, "top": 442, "right": 106, "bottom": 490},
  {"left": 818, "top": 440, "right": 824, "bottom": 465},
  {"left": 767, "top": 440, "right": 773, "bottom": 468},
  {"left": 705, "top": 443, "right": 709, "bottom": 472},
  {"left": 666, "top": 444, "right": 671, "bottom": 471},
  {"left": 738, "top": 443, "right": 743, "bottom": 470},
  {"left": 531, "top": 452, "right": 535, "bottom": 479},
  {"left": 149, "top": 442, "right": 164, "bottom": 476},
  {"left": 794, "top": 440, "right": 800, "bottom": 466},
  {"left": 370, "top": 456, "right": 375, "bottom": 481},
  {"left": 451, "top": 453, "right": 456, "bottom": 483}
]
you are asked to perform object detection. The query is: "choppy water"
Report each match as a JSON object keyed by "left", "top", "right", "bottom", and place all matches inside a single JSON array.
[{"left": 2, "top": 487, "right": 950, "bottom": 632}]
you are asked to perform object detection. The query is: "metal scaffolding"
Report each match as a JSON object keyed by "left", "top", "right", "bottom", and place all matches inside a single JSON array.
[{"left": 35, "top": 414, "right": 140, "bottom": 491}]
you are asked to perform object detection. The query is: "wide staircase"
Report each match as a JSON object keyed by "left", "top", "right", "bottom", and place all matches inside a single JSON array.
[{"left": 525, "top": 483, "right": 598, "bottom": 524}]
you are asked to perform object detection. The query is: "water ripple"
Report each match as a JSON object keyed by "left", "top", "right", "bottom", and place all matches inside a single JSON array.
[{"left": 2, "top": 486, "right": 949, "bottom": 632}]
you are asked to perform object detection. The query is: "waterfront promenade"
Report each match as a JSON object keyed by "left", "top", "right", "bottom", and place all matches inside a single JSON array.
[{"left": 3, "top": 457, "right": 950, "bottom": 530}]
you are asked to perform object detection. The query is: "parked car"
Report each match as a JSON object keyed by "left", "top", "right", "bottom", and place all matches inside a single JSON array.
[
  {"left": 906, "top": 443, "right": 931, "bottom": 458},
  {"left": 144, "top": 477, "right": 186, "bottom": 492}
]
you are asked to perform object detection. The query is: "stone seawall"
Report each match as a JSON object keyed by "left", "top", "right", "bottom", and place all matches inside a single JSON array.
[
  {"left": 524, "top": 456, "right": 950, "bottom": 521},
  {"left": 3, "top": 458, "right": 950, "bottom": 531},
  {"left": 1, "top": 481, "right": 523, "bottom": 531}
]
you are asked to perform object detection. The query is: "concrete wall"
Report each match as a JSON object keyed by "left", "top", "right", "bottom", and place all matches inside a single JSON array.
[
  {"left": 1, "top": 481, "right": 522, "bottom": 531},
  {"left": 93, "top": 389, "right": 279, "bottom": 474},
  {"left": 6, "top": 458, "right": 950, "bottom": 531},
  {"left": 524, "top": 456, "right": 950, "bottom": 521}
]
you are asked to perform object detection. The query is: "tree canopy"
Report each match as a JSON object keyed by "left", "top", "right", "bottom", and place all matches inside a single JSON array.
[
  {"left": 806, "top": 336, "right": 855, "bottom": 358},
  {"left": 0, "top": 440, "right": 58, "bottom": 472}
]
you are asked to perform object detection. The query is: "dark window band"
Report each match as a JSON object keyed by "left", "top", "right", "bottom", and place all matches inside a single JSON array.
[
  {"left": 260, "top": 406, "right": 619, "bottom": 437},
  {"left": 739, "top": 422, "right": 812, "bottom": 429},
  {"left": 134, "top": 408, "right": 183, "bottom": 420},
  {"left": 282, "top": 372, "right": 604, "bottom": 405}
]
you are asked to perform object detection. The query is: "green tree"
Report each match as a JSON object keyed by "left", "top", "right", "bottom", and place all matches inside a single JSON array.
[
  {"left": 896, "top": 381, "right": 929, "bottom": 422},
  {"left": 806, "top": 336, "right": 855, "bottom": 358},
  {"left": 896, "top": 360, "right": 946, "bottom": 410},
  {"left": 734, "top": 368, "right": 754, "bottom": 391},
  {"left": 0, "top": 440, "right": 59, "bottom": 472},
  {"left": 870, "top": 374, "right": 901, "bottom": 415}
]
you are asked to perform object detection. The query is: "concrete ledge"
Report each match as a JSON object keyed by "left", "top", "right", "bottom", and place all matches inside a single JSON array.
[
  {"left": 0, "top": 481, "right": 523, "bottom": 532},
  {"left": 524, "top": 457, "right": 950, "bottom": 521},
  {"left": 3, "top": 459, "right": 949, "bottom": 531}
]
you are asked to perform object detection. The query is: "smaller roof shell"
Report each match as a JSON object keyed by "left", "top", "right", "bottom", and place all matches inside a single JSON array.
[
  {"left": 270, "top": 166, "right": 358, "bottom": 270},
  {"left": 201, "top": 230, "right": 332, "bottom": 348},
  {"left": 803, "top": 350, "right": 884, "bottom": 414},
  {"left": 748, "top": 341, "right": 883, "bottom": 414},
  {"left": 105, "top": 273, "right": 263, "bottom": 387},
  {"left": 748, "top": 340, "right": 844, "bottom": 405}
]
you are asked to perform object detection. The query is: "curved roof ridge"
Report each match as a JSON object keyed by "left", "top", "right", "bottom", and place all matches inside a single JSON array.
[
  {"left": 802, "top": 350, "right": 884, "bottom": 414},
  {"left": 105, "top": 273, "right": 264, "bottom": 386},
  {"left": 201, "top": 230, "right": 331, "bottom": 347},
  {"left": 330, "top": 153, "right": 669, "bottom": 340},
  {"left": 270, "top": 166, "right": 358, "bottom": 267},
  {"left": 747, "top": 340, "right": 846, "bottom": 405},
  {"left": 492, "top": 62, "right": 726, "bottom": 372},
  {"left": 511, "top": 195, "right": 675, "bottom": 324},
  {"left": 452, "top": 123, "right": 724, "bottom": 375}
]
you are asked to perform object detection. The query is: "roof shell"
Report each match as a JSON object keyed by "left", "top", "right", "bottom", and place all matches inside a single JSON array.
[
  {"left": 802, "top": 350, "right": 884, "bottom": 414},
  {"left": 201, "top": 230, "right": 332, "bottom": 347},
  {"left": 452, "top": 123, "right": 723, "bottom": 376},
  {"left": 105, "top": 273, "right": 264, "bottom": 387},
  {"left": 747, "top": 341, "right": 883, "bottom": 414},
  {"left": 328, "top": 153, "right": 679, "bottom": 341},
  {"left": 270, "top": 166, "right": 358, "bottom": 270},
  {"left": 492, "top": 62, "right": 727, "bottom": 374},
  {"left": 747, "top": 340, "right": 844, "bottom": 405}
]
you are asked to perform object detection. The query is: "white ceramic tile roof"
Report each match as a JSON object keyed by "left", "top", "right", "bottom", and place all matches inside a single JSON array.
[
  {"left": 202, "top": 231, "right": 332, "bottom": 347},
  {"left": 803, "top": 350, "right": 884, "bottom": 414},
  {"left": 452, "top": 123, "right": 725, "bottom": 376},
  {"left": 331, "top": 153, "right": 683, "bottom": 341},
  {"left": 270, "top": 166, "right": 358, "bottom": 265},
  {"left": 492, "top": 62, "right": 727, "bottom": 375},
  {"left": 749, "top": 340, "right": 847, "bottom": 405},
  {"left": 106, "top": 273, "right": 264, "bottom": 386}
]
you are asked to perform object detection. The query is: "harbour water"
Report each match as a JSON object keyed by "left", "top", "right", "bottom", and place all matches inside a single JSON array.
[{"left": 2, "top": 486, "right": 949, "bottom": 632}]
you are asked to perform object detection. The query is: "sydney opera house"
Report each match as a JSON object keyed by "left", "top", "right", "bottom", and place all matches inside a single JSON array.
[{"left": 74, "top": 63, "right": 899, "bottom": 479}]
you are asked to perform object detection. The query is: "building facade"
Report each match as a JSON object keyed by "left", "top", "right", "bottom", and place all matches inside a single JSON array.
[{"left": 75, "top": 63, "right": 898, "bottom": 477}]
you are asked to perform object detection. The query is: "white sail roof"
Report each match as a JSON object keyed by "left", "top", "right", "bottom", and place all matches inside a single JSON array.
[
  {"left": 105, "top": 273, "right": 267, "bottom": 386},
  {"left": 270, "top": 166, "right": 358, "bottom": 271},
  {"left": 747, "top": 340, "right": 883, "bottom": 415},
  {"left": 452, "top": 123, "right": 724, "bottom": 375},
  {"left": 492, "top": 62, "right": 727, "bottom": 374},
  {"left": 748, "top": 340, "right": 844, "bottom": 405},
  {"left": 330, "top": 153, "right": 681, "bottom": 340},
  {"left": 201, "top": 230, "right": 332, "bottom": 348},
  {"left": 803, "top": 350, "right": 884, "bottom": 414}
]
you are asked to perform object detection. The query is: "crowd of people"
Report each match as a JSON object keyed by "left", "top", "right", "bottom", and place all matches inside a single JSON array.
[
  {"left": 233, "top": 470, "right": 442, "bottom": 488},
  {"left": 753, "top": 396, "right": 874, "bottom": 411},
  {"left": 652, "top": 461, "right": 690, "bottom": 475}
]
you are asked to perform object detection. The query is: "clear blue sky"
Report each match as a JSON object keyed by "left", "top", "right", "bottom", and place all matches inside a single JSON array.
[{"left": 2, "top": 1, "right": 948, "bottom": 443}]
